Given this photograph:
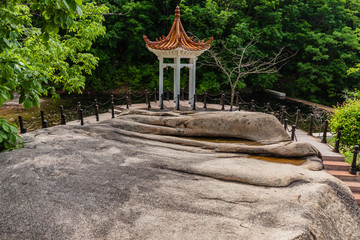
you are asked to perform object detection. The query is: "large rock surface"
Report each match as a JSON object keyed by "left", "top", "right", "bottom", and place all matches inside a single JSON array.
[{"left": 0, "top": 112, "right": 359, "bottom": 239}]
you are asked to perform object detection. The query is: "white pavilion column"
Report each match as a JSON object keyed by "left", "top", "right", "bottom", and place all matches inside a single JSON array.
[
  {"left": 175, "top": 57, "right": 181, "bottom": 102},
  {"left": 188, "top": 58, "right": 193, "bottom": 103},
  {"left": 190, "top": 57, "right": 197, "bottom": 105},
  {"left": 158, "top": 56, "right": 164, "bottom": 103}
]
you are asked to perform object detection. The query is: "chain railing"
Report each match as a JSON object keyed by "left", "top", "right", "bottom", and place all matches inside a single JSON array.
[{"left": 13, "top": 89, "right": 342, "bottom": 151}]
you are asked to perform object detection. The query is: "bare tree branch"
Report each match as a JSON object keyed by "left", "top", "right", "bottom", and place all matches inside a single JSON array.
[{"left": 200, "top": 38, "right": 297, "bottom": 111}]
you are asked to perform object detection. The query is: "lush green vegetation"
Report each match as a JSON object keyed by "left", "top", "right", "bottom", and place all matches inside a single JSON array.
[
  {"left": 89, "top": 0, "right": 360, "bottom": 105},
  {"left": 0, "top": 0, "right": 108, "bottom": 151},
  {"left": 329, "top": 90, "right": 360, "bottom": 166}
]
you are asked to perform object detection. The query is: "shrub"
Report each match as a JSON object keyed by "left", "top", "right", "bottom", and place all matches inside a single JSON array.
[
  {"left": 0, "top": 118, "right": 22, "bottom": 152},
  {"left": 329, "top": 98, "right": 360, "bottom": 149}
]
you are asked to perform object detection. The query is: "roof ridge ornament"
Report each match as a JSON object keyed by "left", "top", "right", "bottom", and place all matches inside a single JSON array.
[{"left": 175, "top": 5, "right": 180, "bottom": 20}]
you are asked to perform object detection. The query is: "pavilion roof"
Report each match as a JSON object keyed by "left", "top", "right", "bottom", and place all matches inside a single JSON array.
[{"left": 143, "top": 6, "right": 213, "bottom": 52}]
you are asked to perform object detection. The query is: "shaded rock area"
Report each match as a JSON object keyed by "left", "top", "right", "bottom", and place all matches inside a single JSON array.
[{"left": 0, "top": 111, "right": 359, "bottom": 239}]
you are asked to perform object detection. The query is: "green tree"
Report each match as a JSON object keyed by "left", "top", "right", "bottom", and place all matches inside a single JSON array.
[{"left": 0, "top": 1, "right": 108, "bottom": 151}]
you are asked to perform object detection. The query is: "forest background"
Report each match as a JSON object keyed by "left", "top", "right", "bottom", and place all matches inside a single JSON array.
[{"left": 88, "top": 0, "right": 360, "bottom": 106}]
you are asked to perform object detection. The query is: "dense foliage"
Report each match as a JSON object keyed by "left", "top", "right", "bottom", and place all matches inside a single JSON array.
[
  {"left": 89, "top": 0, "right": 360, "bottom": 105},
  {"left": 0, "top": 0, "right": 108, "bottom": 151},
  {"left": 329, "top": 90, "right": 360, "bottom": 149},
  {"left": 0, "top": 118, "right": 22, "bottom": 151}
]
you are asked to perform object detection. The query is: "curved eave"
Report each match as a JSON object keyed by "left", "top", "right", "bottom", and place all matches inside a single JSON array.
[{"left": 147, "top": 47, "right": 208, "bottom": 58}]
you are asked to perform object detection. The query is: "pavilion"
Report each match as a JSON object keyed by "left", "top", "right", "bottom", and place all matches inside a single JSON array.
[{"left": 143, "top": 6, "right": 213, "bottom": 106}]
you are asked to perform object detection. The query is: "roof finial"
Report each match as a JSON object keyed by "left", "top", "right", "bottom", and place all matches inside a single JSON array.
[{"left": 175, "top": 6, "right": 180, "bottom": 20}]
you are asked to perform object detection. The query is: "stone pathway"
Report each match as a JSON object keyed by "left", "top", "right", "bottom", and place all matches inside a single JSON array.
[
  {"left": 68, "top": 100, "right": 360, "bottom": 206},
  {"left": 295, "top": 129, "right": 360, "bottom": 206}
]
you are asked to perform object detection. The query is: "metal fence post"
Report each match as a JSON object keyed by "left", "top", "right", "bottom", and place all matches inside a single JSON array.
[
  {"left": 94, "top": 99, "right": 99, "bottom": 121},
  {"left": 18, "top": 116, "right": 27, "bottom": 134},
  {"left": 235, "top": 91, "right": 239, "bottom": 107},
  {"left": 111, "top": 101, "right": 115, "bottom": 118},
  {"left": 203, "top": 90, "right": 207, "bottom": 109},
  {"left": 40, "top": 110, "right": 47, "bottom": 128},
  {"left": 60, "top": 105, "right": 66, "bottom": 125},
  {"left": 166, "top": 88, "right": 170, "bottom": 101},
  {"left": 321, "top": 120, "right": 329, "bottom": 143},
  {"left": 295, "top": 109, "right": 301, "bottom": 128},
  {"left": 280, "top": 105, "right": 285, "bottom": 124},
  {"left": 308, "top": 114, "right": 314, "bottom": 136},
  {"left": 333, "top": 127, "right": 342, "bottom": 153},
  {"left": 80, "top": 109, "right": 84, "bottom": 125},
  {"left": 221, "top": 93, "right": 225, "bottom": 111},
  {"left": 350, "top": 145, "right": 359, "bottom": 175},
  {"left": 126, "top": 96, "right": 129, "bottom": 109},
  {"left": 284, "top": 118, "right": 288, "bottom": 130},
  {"left": 192, "top": 94, "right": 196, "bottom": 110},
  {"left": 181, "top": 88, "right": 185, "bottom": 101},
  {"left": 266, "top": 102, "right": 270, "bottom": 112},
  {"left": 160, "top": 93, "right": 164, "bottom": 110},
  {"left": 291, "top": 125, "right": 296, "bottom": 141},
  {"left": 176, "top": 94, "right": 180, "bottom": 110}
]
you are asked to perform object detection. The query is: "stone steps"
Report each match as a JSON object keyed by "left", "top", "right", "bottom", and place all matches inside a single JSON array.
[{"left": 323, "top": 160, "right": 350, "bottom": 171}]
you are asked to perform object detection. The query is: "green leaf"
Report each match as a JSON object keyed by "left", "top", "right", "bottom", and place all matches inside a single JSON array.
[
  {"left": 9, "top": 134, "right": 16, "bottom": 145},
  {"left": 23, "top": 98, "right": 32, "bottom": 109},
  {"left": 76, "top": 5, "right": 83, "bottom": 16},
  {"left": 2, "top": 124, "right": 10, "bottom": 133},
  {"left": 43, "top": 32, "right": 50, "bottom": 42}
]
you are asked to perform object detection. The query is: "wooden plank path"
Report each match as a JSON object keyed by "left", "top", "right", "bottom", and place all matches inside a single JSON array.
[{"left": 67, "top": 101, "right": 360, "bottom": 206}]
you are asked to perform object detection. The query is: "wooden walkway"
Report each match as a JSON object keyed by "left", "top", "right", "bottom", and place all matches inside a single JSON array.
[{"left": 68, "top": 101, "right": 360, "bottom": 206}]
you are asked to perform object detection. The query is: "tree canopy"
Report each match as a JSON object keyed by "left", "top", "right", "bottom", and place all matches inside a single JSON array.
[{"left": 88, "top": 0, "right": 360, "bottom": 105}]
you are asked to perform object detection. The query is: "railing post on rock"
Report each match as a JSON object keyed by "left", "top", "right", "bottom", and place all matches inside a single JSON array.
[
  {"left": 291, "top": 125, "right": 296, "bottom": 141},
  {"left": 181, "top": 88, "right": 185, "bottom": 101},
  {"left": 40, "top": 110, "right": 47, "bottom": 128},
  {"left": 146, "top": 90, "right": 151, "bottom": 110},
  {"left": 220, "top": 91, "right": 224, "bottom": 105},
  {"left": 321, "top": 120, "right": 329, "bottom": 143},
  {"left": 235, "top": 91, "right": 239, "bottom": 108},
  {"left": 80, "top": 109, "right": 84, "bottom": 125},
  {"left": 350, "top": 145, "right": 359, "bottom": 175},
  {"left": 221, "top": 92, "right": 225, "bottom": 111},
  {"left": 308, "top": 114, "right": 314, "bottom": 136},
  {"left": 333, "top": 127, "right": 342, "bottom": 153},
  {"left": 266, "top": 102, "right": 270, "bottom": 112},
  {"left": 284, "top": 118, "right": 288, "bottom": 130},
  {"left": 60, "top": 105, "right": 66, "bottom": 125},
  {"left": 203, "top": 90, "right": 207, "bottom": 109},
  {"left": 126, "top": 96, "right": 130, "bottom": 109},
  {"left": 295, "top": 109, "right": 301, "bottom": 128},
  {"left": 192, "top": 94, "right": 196, "bottom": 111},
  {"left": 160, "top": 94, "right": 164, "bottom": 110},
  {"left": 176, "top": 94, "right": 180, "bottom": 110},
  {"left": 94, "top": 99, "right": 99, "bottom": 121},
  {"left": 145, "top": 89, "right": 149, "bottom": 105},
  {"left": 166, "top": 88, "right": 170, "bottom": 101},
  {"left": 77, "top": 102, "right": 81, "bottom": 120},
  {"left": 128, "top": 90, "right": 132, "bottom": 105},
  {"left": 18, "top": 116, "right": 27, "bottom": 134},
  {"left": 280, "top": 105, "right": 285, "bottom": 124},
  {"left": 111, "top": 101, "right": 115, "bottom": 119},
  {"left": 250, "top": 99, "right": 255, "bottom": 112}
]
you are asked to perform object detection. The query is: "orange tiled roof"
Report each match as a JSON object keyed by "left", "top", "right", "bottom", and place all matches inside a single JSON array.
[{"left": 143, "top": 6, "right": 213, "bottom": 51}]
